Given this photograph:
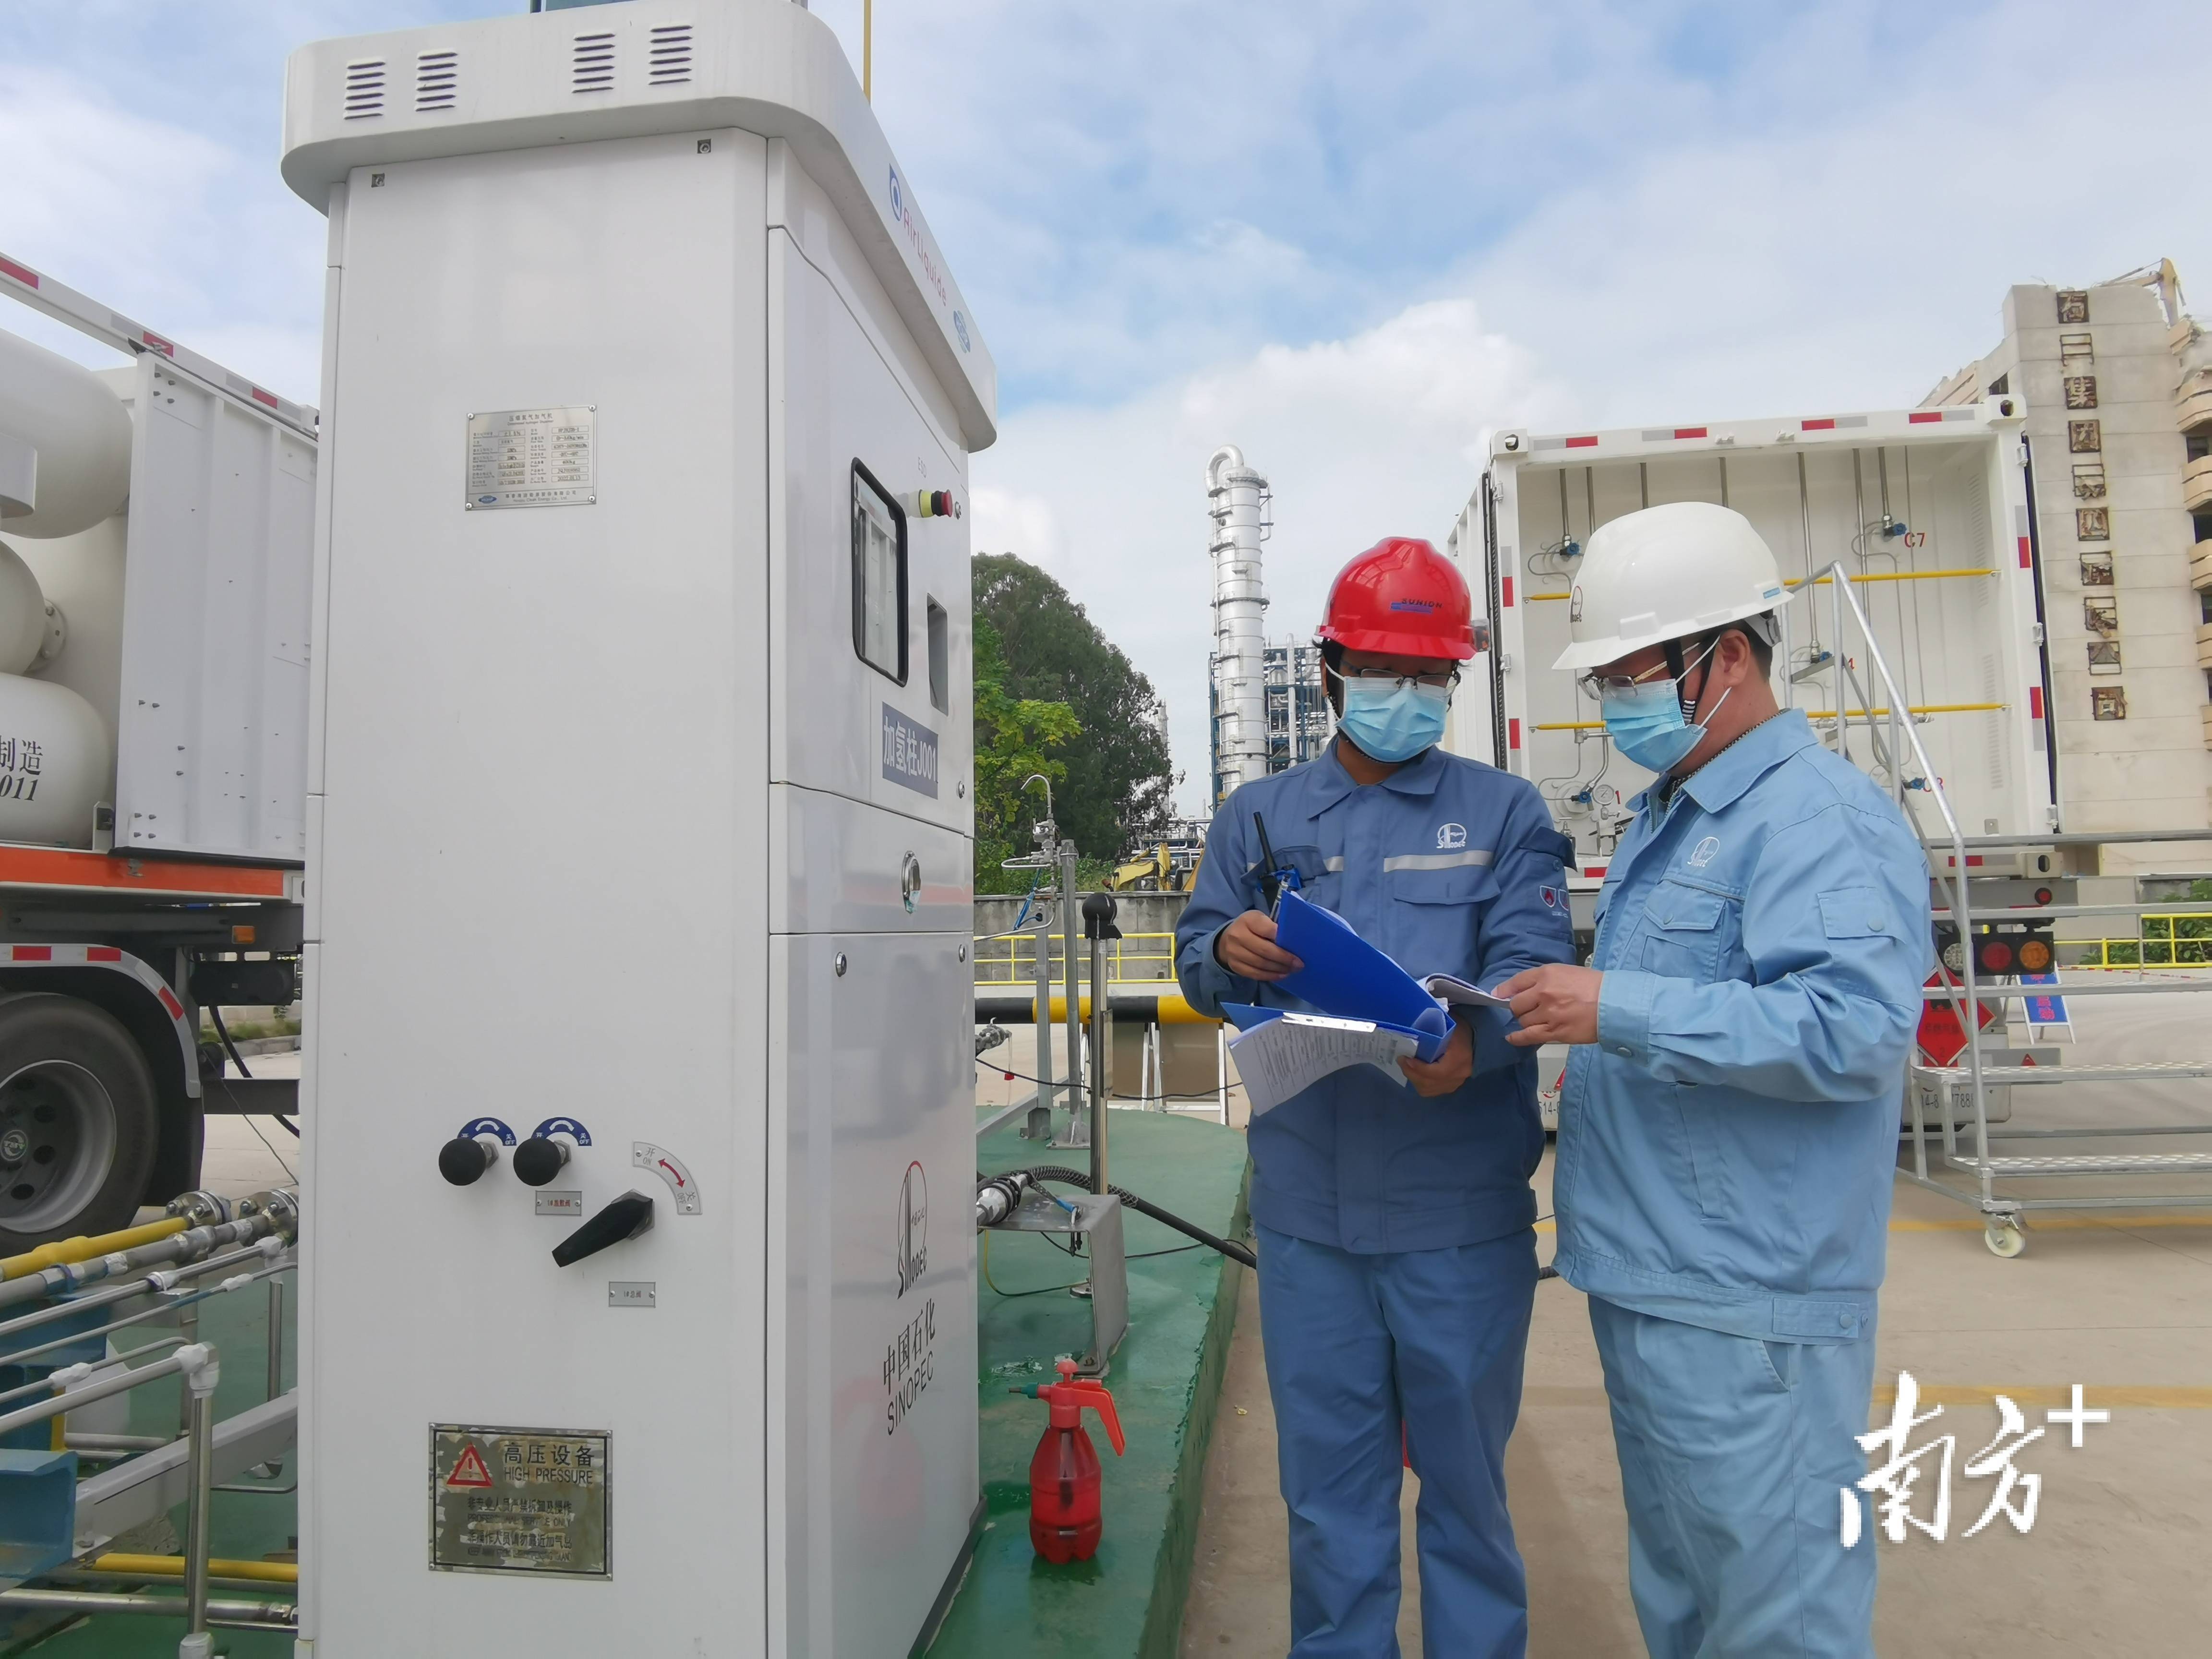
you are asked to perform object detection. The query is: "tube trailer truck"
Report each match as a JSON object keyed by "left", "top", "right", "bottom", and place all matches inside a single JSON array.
[{"left": 0, "top": 251, "right": 311, "bottom": 1249}]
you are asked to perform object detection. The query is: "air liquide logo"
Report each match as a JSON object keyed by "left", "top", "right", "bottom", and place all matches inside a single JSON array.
[
  {"left": 885, "top": 164, "right": 951, "bottom": 312},
  {"left": 897, "top": 1160, "right": 928, "bottom": 1297}
]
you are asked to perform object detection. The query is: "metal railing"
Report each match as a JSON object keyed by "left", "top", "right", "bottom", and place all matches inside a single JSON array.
[
  {"left": 2068, "top": 912, "right": 2212, "bottom": 970},
  {"left": 973, "top": 931, "right": 1179, "bottom": 985},
  {"left": 1795, "top": 561, "right": 2212, "bottom": 1252},
  {"left": 0, "top": 1193, "right": 299, "bottom": 1647}
]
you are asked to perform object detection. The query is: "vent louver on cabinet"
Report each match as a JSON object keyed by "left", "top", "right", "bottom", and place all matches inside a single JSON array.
[
  {"left": 572, "top": 31, "right": 616, "bottom": 94},
  {"left": 648, "top": 24, "right": 694, "bottom": 85},
  {"left": 342, "top": 60, "right": 386, "bottom": 120},
  {"left": 415, "top": 50, "right": 457, "bottom": 112}
]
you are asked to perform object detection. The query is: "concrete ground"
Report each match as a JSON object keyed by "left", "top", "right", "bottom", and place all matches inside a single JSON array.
[
  {"left": 186, "top": 1047, "right": 302, "bottom": 1205},
  {"left": 1179, "top": 988, "right": 2212, "bottom": 1657}
]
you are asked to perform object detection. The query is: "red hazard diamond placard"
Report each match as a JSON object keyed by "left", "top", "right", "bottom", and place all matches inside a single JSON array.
[{"left": 445, "top": 1443, "right": 494, "bottom": 1489}]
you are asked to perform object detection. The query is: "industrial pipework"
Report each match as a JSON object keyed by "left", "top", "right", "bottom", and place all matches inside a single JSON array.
[{"left": 1207, "top": 445, "right": 1272, "bottom": 801}]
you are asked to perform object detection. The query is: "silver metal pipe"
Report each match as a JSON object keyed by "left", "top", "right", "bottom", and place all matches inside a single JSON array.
[
  {"left": 0, "top": 1241, "right": 274, "bottom": 1353},
  {"left": 66, "top": 1432, "right": 173, "bottom": 1452},
  {"left": 0, "top": 1588, "right": 296, "bottom": 1630},
  {"left": 265, "top": 1278, "right": 284, "bottom": 1401},
  {"left": 184, "top": 1375, "right": 216, "bottom": 1643},
  {"left": 0, "top": 1262, "right": 269, "bottom": 1372},
  {"left": 0, "top": 1343, "right": 200, "bottom": 1438},
  {"left": 1031, "top": 911, "right": 1055, "bottom": 1113},
  {"left": 1058, "top": 839, "right": 1083, "bottom": 1126},
  {"left": 1089, "top": 927, "right": 1111, "bottom": 1195},
  {"left": 0, "top": 1210, "right": 280, "bottom": 1313}
]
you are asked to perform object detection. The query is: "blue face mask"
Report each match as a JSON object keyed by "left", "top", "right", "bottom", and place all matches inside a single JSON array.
[
  {"left": 1338, "top": 680, "right": 1450, "bottom": 764},
  {"left": 1600, "top": 657, "right": 1731, "bottom": 775}
]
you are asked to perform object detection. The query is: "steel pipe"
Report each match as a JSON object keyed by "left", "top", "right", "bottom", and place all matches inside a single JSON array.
[
  {"left": 0, "top": 1240, "right": 274, "bottom": 1352},
  {"left": 0, "top": 1200, "right": 290, "bottom": 1313},
  {"left": 0, "top": 1266, "right": 265, "bottom": 1372},
  {"left": 183, "top": 1355, "right": 219, "bottom": 1645},
  {"left": 0, "top": 1342, "right": 205, "bottom": 1439},
  {"left": 1058, "top": 838, "right": 1084, "bottom": 1142},
  {"left": 0, "top": 1588, "right": 296, "bottom": 1630}
]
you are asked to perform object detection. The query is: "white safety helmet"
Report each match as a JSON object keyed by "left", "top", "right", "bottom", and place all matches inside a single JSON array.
[{"left": 1552, "top": 501, "right": 1788, "bottom": 672}]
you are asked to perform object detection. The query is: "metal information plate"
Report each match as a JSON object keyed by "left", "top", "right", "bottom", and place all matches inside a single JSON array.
[
  {"left": 430, "top": 1424, "right": 610, "bottom": 1578},
  {"left": 535, "top": 1190, "right": 583, "bottom": 1218},
  {"left": 607, "top": 1281, "right": 656, "bottom": 1309},
  {"left": 464, "top": 406, "right": 596, "bottom": 510}
]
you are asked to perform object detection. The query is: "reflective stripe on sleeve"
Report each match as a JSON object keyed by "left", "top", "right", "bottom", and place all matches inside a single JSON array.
[{"left": 1380, "top": 850, "right": 1495, "bottom": 873}]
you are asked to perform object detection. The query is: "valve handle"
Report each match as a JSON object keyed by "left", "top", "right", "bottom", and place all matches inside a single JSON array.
[
  {"left": 513, "top": 1136, "right": 572, "bottom": 1187},
  {"left": 551, "top": 1190, "right": 654, "bottom": 1267},
  {"left": 438, "top": 1136, "right": 498, "bottom": 1187}
]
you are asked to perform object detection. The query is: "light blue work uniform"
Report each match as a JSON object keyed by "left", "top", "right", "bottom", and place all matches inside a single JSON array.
[
  {"left": 1553, "top": 709, "right": 1931, "bottom": 1659},
  {"left": 1178, "top": 741, "right": 1574, "bottom": 1659}
]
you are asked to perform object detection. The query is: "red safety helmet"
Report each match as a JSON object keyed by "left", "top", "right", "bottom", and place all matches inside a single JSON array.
[{"left": 1316, "top": 537, "right": 1477, "bottom": 661}]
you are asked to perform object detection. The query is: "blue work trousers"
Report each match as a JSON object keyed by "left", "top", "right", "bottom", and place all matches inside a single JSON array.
[
  {"left": 1588, "top": 1296, "right": 1878, "bottom": 1659},
  {"left": 1257, "top": 1224, "right": 1538, "bottom": 1659}
]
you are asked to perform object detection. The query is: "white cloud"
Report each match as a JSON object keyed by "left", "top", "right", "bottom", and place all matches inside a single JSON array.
[
  {"left": 974, "top": 297, "right": 1561, "bottom": 810},
  {"left": 0, "top": 64, "right": 325, "bottom": 397},
  {"left": 973, "top": 0, "right": 2212, "bottom": 821}
]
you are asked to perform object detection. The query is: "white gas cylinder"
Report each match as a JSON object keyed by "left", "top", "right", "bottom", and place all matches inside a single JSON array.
[
  {"left": 0, "top": 673, "right": 108, "bottom": 847},
  {"left": 0, "top": 541, "right": 58, "bottom": 674},
  {"left": 0, "top": 327, "right": 133, "bottom": 540}
]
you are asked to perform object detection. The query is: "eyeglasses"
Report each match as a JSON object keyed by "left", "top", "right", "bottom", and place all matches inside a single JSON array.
[
  {"left": 1575, "top": 637, "right": 1719, "bottom": 702},
  {"left": 1334, "top": 666, "right": 1461, "bottom": 693},
  {"left": 1574, "top": 661, "right": 1672, "bottom": 700}
]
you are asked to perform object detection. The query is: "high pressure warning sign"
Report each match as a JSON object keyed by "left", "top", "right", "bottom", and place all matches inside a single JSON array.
[
  {"left": 464, "top": 405, "right": 596, "bottom": 509},
  {"left": 430, "top": 1424, "right": 611, "bottom": 1578}
]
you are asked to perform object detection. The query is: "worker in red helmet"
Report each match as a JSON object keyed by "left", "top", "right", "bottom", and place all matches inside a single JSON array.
[{"left": 1176, "top": 537, "right": 1574, "bottom": 1658}]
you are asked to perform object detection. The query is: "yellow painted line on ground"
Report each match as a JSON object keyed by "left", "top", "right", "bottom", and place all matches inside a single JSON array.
[{"left": 1874, "top": 1384, "right": 2212, "bottom": 1410}]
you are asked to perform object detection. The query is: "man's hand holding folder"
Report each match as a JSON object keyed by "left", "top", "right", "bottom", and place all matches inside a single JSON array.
[{"left": 1214, "top": 910, "right": 1304, "bottom": 981}]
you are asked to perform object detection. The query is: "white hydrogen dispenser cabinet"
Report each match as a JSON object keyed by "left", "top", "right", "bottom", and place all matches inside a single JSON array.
[{"left": 281, "top": 1, "right": 993, "bottom": 1651}]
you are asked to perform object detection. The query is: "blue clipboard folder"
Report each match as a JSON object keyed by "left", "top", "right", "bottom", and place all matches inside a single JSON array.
[{"left": 1225, "top": 890, "right": 1455, "bottom": 1063}]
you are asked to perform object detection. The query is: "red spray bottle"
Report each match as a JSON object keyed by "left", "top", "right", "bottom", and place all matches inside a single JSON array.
[{"left": 1016, "top": 1358, "right": 1126, "bottom": 1562}]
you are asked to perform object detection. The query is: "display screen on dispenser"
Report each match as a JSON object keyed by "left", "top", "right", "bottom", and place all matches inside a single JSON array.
[{"left": 851, "top": 464, "right": 907, "bottom": 679}]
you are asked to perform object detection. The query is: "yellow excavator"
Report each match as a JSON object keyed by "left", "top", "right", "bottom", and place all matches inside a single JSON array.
[{"left": 1106, "top": 841, "right": 1203, "bottom": 893}]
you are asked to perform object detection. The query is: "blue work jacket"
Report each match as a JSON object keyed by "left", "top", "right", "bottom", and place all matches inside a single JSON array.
[
  {"left": 1553, "top": 709, "right": 1932, "bottom": 1344},
  {"left": 1177, "top": 742, "right": 1574, "bottom": 1253}
]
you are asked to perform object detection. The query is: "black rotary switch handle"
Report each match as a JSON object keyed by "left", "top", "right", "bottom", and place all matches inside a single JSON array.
[
  {"left": 551, "top": 1190, "right": 654, "bottom": 1267},
  {"left": 439, "top": 1136, "right": 499, "bottom": 1187},
  {"left": 513, "top": 1136, "right": 572, "bottom": 1187}
]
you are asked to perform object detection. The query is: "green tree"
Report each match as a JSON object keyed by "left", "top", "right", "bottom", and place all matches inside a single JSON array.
[
  {"left": 972, "top": 553, "right": 1174, "bottom": 863},
  {"left": 973, "top": 615, "right": 1080, "bottom": 892}
]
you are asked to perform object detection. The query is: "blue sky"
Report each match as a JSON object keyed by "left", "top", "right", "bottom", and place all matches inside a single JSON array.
[{"left": 4, "top": 0, "right": 2208, "bottom": 810}]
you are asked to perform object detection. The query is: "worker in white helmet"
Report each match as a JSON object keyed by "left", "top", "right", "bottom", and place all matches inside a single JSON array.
[{"left": 1494, "top": 502, "right": 1931, "bottom": 1659}]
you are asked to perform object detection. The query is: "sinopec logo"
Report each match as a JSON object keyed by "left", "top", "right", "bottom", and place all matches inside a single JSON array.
[{"left": 896, "top": 1160, "right": 928, "bottom": 1297}]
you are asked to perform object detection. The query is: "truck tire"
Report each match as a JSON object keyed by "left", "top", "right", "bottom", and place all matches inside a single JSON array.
[{"left": 0, "top": 993, "right": 160, "bottom": 1253}]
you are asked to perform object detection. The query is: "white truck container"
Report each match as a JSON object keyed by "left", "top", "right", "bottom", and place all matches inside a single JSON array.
[
  {"left": 0, "top": 252, "right": 314, "bottom": 1248},
  {"left": 1445, "top": 400, "right": 2055, "bottom": 1127},
  {"left": 1447, "top": 399, "right": 2051, "bottom": 890}
]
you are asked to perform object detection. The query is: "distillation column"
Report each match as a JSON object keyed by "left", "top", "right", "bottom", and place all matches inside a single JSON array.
[{"left": 1207, "top": 445, "right": 1270, "bottom": 800}]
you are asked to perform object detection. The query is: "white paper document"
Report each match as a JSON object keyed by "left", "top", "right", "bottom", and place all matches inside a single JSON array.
[
  {"left": 1422, "top": 974, "right": 1514, "bottom": 1011},
  {"left": 1227, "top": 1013, "right": 1421, "bottom": 1118}
]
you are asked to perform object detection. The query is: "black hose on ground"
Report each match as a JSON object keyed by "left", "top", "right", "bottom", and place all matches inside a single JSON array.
[
  {"left": 991, "top": 1170, "right": 1556, "bottom": 1282},
  {"left": 1014, "top": 1166, "right": 1258, "bottom": 1270}
]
